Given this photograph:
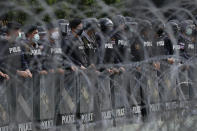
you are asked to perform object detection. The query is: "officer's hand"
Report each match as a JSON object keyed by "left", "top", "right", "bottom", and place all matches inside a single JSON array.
[
  {"left": 0, "top": 72, "right": 10, "bottom": 80},
  {"left": 71, "top": 66, "right": 78, "bottom": 72},
  {"left": 39, "top": 70, "right": 48, "bottom": 75},
  {"left": 26, "top": 69, "right": 33, "bottom": 78},
  {"left": 112, "top": 68, "right": 120, "bottom": 74},
  {"left": 89, "top": 64, "right": 96, "bottom": 69},
  {"left": 168, "top": 58, "right": 174, "bottom": 64},
  {"left": 119, "top": 67, "right": 126, "bottom": 72},
  {"left": 80, "top": 66, "right": 86, "bottom": 70},
  {"left": 153, "top": 62, "right": 160, "bottom": 70},
  {"left": 57, "top": 68, "right": 65, "bottom": 74},
  {"left": 95, "top": 70, "right": 101, "bottom": 75},
  {"left": 17, "top": 70, "right": 29, "bottom": 78},
  {"left": 0, "top": 72, "right": 5, "bottom": 78},
  {"left": 4, "top": 74, "right": 10, "bottom": 80},
  {"left": 49, "top": 69, "right": 55, "bottom": 73},
  {"left": 107, "top": 69, "right": 114, "bottom": 74}
]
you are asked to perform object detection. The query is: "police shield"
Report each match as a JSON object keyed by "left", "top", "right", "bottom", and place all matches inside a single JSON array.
[
  {"left": 0, "top": 81, "right": 9, "bottom": 131},
  {"left": 16, "top": 78, "right": 33, "bottom": 131},
  {"left": 59, "top": 72, "right": 78, "bottom": 131},
  {"left": 143, "top": 63, "right": 161, "bottom": 122},
  {"left": 176, "top": 64, "right": 191, "bottom": 118},
  {"left": 112, "top": 71, "right": 129, "bottom": 126},
  {"left": 97, "top": 72, "right": 113, "bottom": 128},
  {"left": 188, "top": 60, "right": 197, "bottom": 115},
  {"left": 128, "top": 65, "right": 145, "bottom": 123},
  {"left": 34, "top": 73, "right": 56, "bottom": 130},
  {"left": 159, "top": 61, "right": 178, "bottom": 121},
  {"left": 78, "top": 70, "right": 96, "bottom": 130}
]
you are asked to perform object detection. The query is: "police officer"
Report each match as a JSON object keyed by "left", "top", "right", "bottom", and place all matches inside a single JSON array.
[
  {"left": 130, "top": 19, "right": 153, "bottom": 63},
  {"left": 22, "top": 25, "right": 50, "bottom": 130},
  {"left": 44, "top": 23, "right": 64, "bottom": 74},
  {"left": 81, "top": 18, "right": 101, "bottom": 68},
  {"left": 179, "top": 20, "right": 196, "bottom": 59},
  {"left": 0, "top": 21, "right": 31, "bottom": 130},
  {"left": 112, "top": 15, "right": 131, "bottom": 70},
  {"left": 22, "top": 25, "right": 47, "bottom": 75},
  {"left": 62, "top": 18, "right": 87, "bottom": 71},
  {"left": 98, "top": 17, "right": 120, "bottom": 74},
  {"left": 152, "top": 20, "right": 177, "bottom": 112},
  {"left": 0, "top": 21, "right": 31, "bottom": 78},
  {"left": 152, "top": 20, "right": 175, "bottom": 72},
  {"left": 130, "top": 19, "right": 155, "bottom": 121},
  {"left": 177, "top": 20, "right": 197, "bottom": 102},
  {"left": 164, "top": 20, "right": 179, "bottom": 59}
]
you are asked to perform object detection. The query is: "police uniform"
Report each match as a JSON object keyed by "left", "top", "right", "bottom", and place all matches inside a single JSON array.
[
  {"left": 0, "top": 39, "right": 26, "bottom": 76},
  {"left": 113, "top": 30, "right": 131, "bottom": 63},
  {"left": 98, "top": 32, "right": 119, "bottom": 65},
  {"left": 62, "top": 33, "right": 88, "bottom": 68},
  {"left": 0, "top": 38, "right": 27, "bottom": 127},
  {"left": 43, "top": 40, "right": 64, "bottom": 71},
  {"left": 22, "top": 39, "right": 45, "bottom": 72},
  {"left": 81, "top": 31, "right": 99, "bottom": 66}
]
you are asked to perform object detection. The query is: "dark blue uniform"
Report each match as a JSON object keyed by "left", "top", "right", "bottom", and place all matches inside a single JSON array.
[
  {"left": 0, "top": 39, "right": 27, "bottom": 76},
  {"left": 62, "top": 33, "right": 88, "bottom": 68}
]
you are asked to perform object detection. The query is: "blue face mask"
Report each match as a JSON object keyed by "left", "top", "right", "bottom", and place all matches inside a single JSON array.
[
  {"left": 16, "top": 32, "right": 22, "bottom": 40},
  {"left": 186, "top": 28, "right": 193, "bottom": 36},
  {"left": 32, "top": 34, "right": 40, "bottom": 43}
]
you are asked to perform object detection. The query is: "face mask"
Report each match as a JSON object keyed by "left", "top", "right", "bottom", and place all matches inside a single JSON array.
[
  {"left": 51, "top": 31, "right": 60, "bottom": 40},
  {"left": 76, "top": 29, "right": 83, "bottom": 36},
  {"left": 186, "top": 28, "right": 193, "bottom": 36},
  {"left": 32, "top": 34, "right": 40, "bottom": 43},
  {"left": 16, "top": 32, "right": 22, "bottom": 40},
  {"left": 103, "top": 26, "right": 113, "bottom": 34}
]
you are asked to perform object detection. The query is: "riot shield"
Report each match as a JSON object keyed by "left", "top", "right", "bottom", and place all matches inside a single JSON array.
[
  {"left": 33, "top": 73, "right": 56, "bottom": 131},
  {"left": 0, "top": 80, "right": 9, "bottom": 131},
  {"left": 127, "top": 66, "right": 144, "bottom": 124},
  {"left": 16, "top": 77, "right": 33, "bottom": 131},
  {"left": 188, "top": 60, "right": 197, "bottom": 115},
  {"left": 96, "top": 71, "right": 113, "bottom": 129},
  {"left": 78, "top": 70, "right": 97, "bottom": 131},
  {"left": 59, "top": 71, "right": 78, "bottom": 131},
  {"left": 176, "top": 64, "right": 191, "bottom": 119},
  {"left": 159, "top": 61, "right": 178, "bottom": 121},
  {"left": 143, "top": 63, "right": 161, "bottom": 122},
  {"left": 112, "top": 70, "right": 131, "bottom": 126}
]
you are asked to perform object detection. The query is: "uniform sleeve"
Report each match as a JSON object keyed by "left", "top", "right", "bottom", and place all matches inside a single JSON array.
[{"left": 62, "top": 38, "right": 83, "bottom": 69}]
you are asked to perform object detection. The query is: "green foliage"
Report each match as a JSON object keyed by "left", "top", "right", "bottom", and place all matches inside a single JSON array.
[
  {"left": 103, "top": 0, "right": 121, "bottom": 4},
  {"left": 1, "top": 0, "right": 125, "bottom": 24},
  {"left": 46, "top": 0, "right": 57, "bottom": 5}
]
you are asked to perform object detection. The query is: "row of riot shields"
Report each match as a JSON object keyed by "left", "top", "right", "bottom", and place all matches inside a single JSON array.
[{"left": 0, "top": 59, "right": 197, "bottom": 131}]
